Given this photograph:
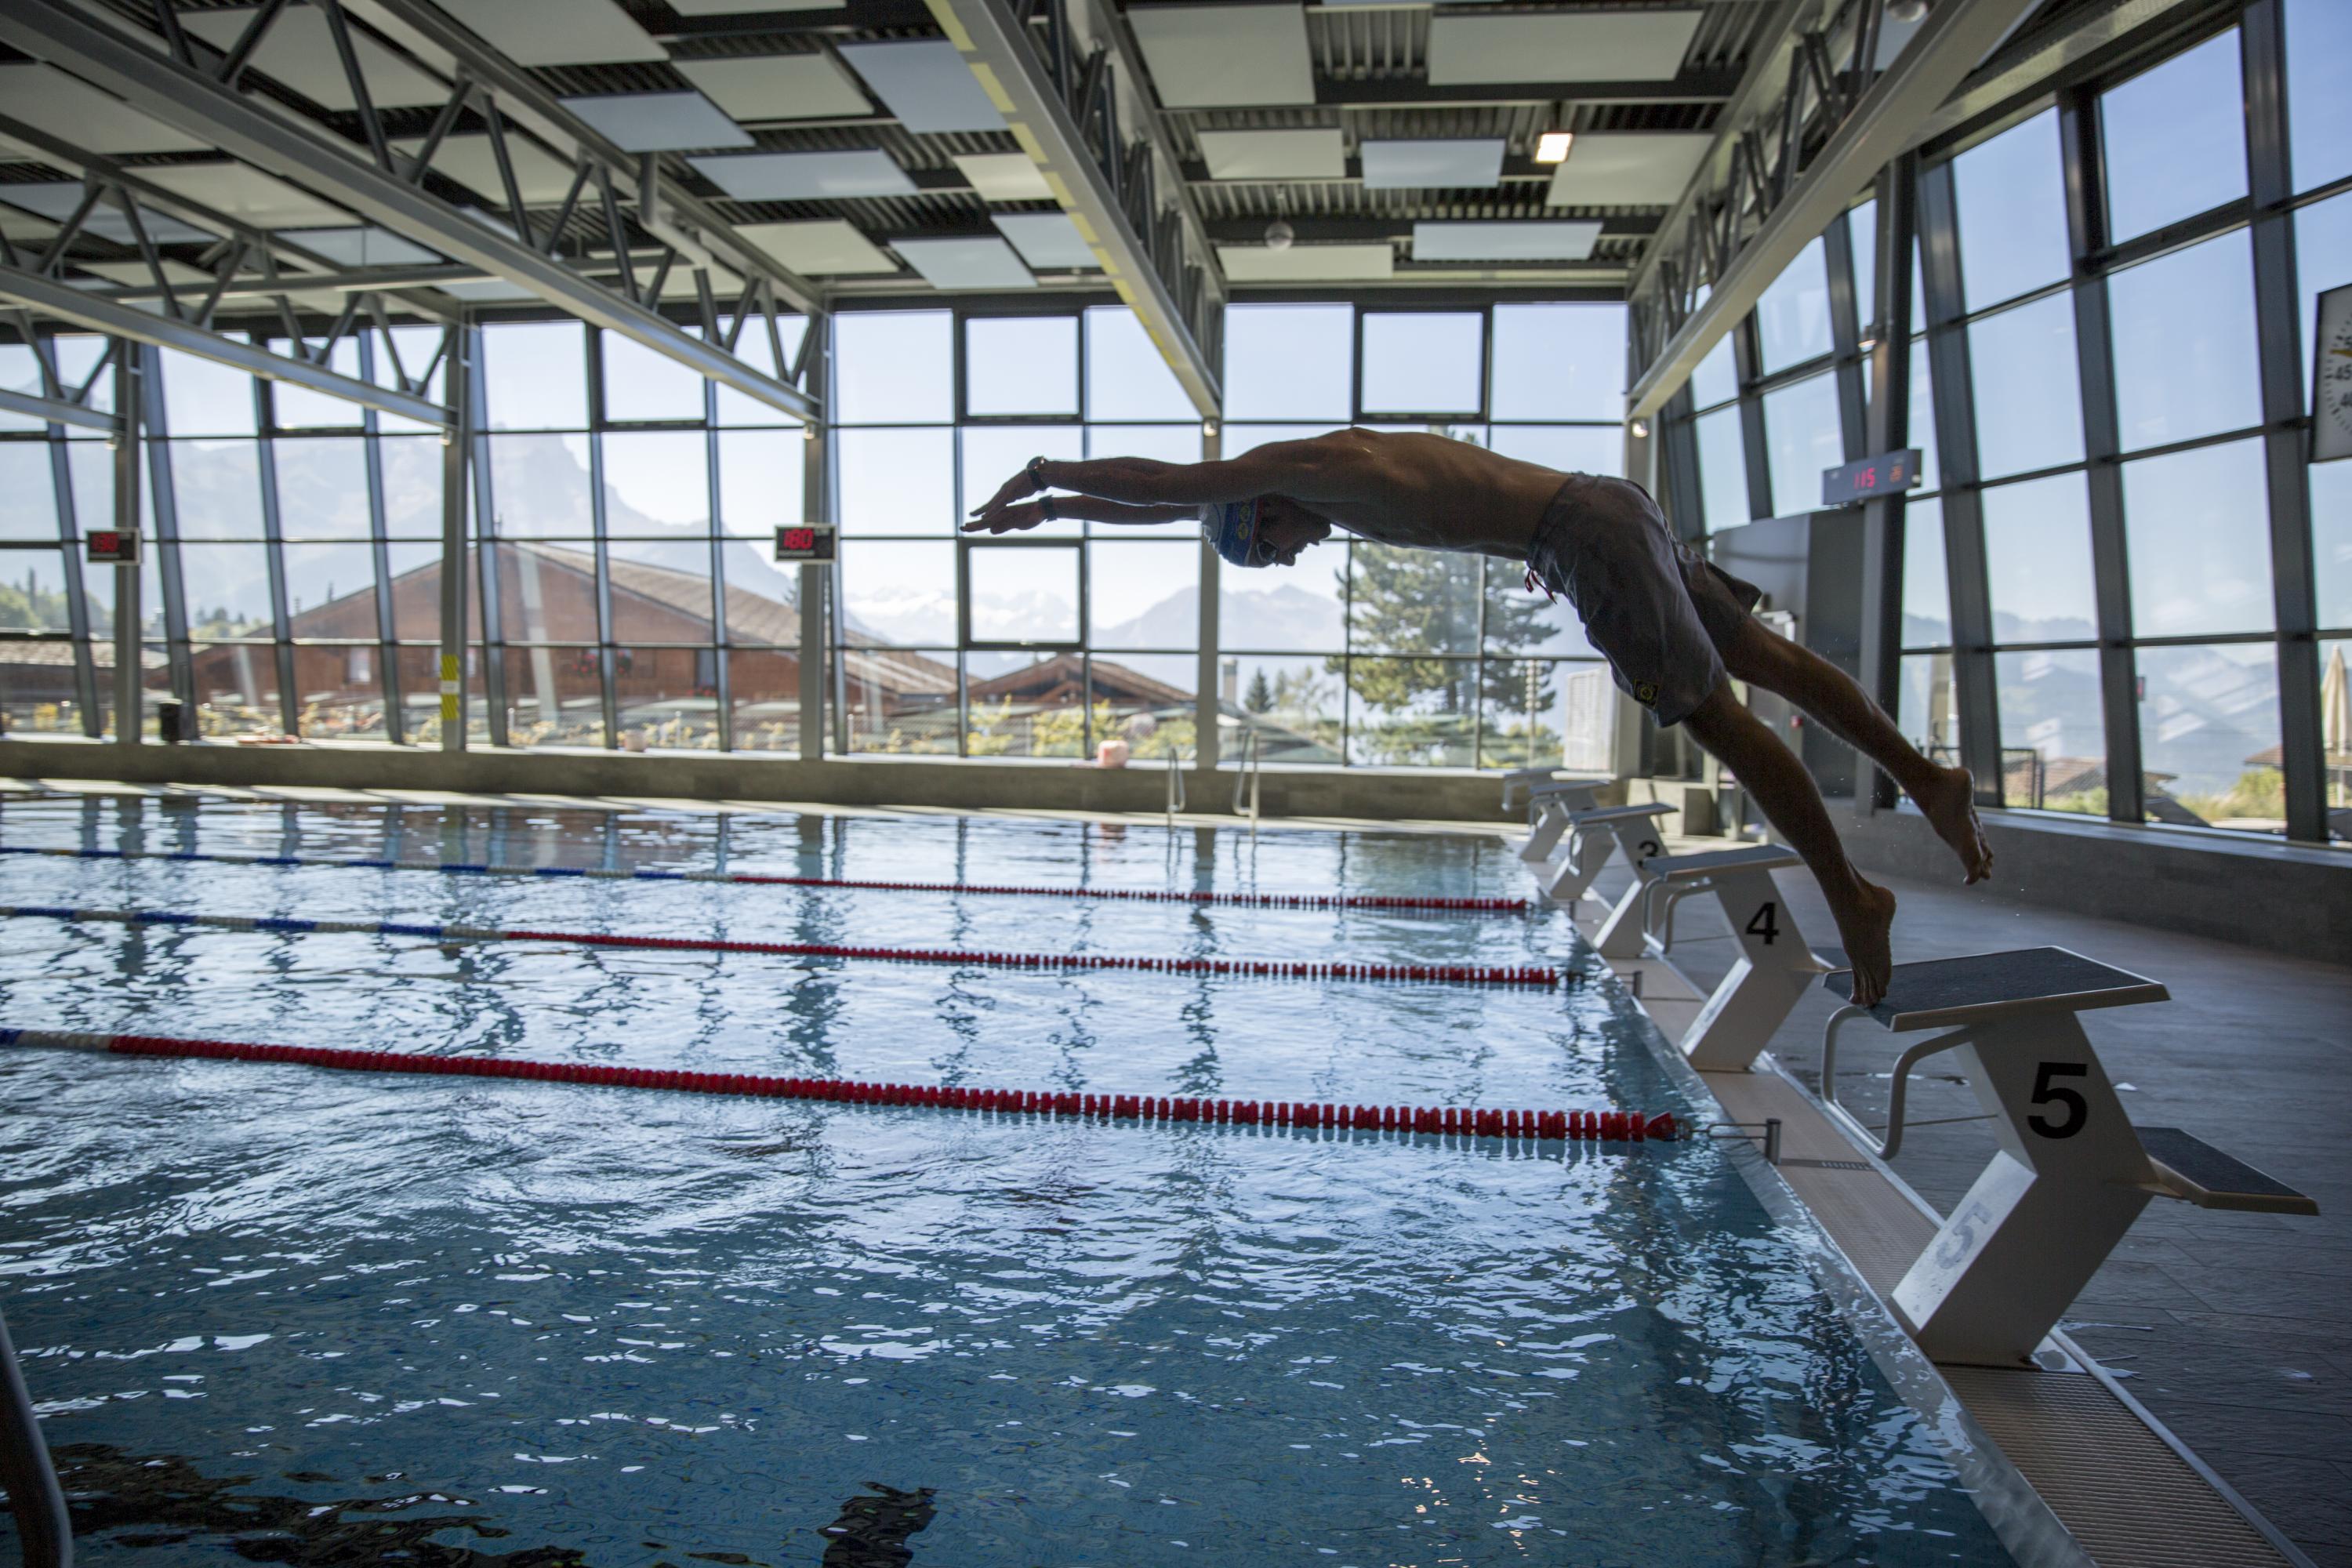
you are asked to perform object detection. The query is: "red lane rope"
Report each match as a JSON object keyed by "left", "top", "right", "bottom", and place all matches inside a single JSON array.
[
  {"left": 0, "top": 1028, "right": 1679, "bottom": 1144},
  {"left": 1, "top": 905, "right": 1564, "bottom": 989}
]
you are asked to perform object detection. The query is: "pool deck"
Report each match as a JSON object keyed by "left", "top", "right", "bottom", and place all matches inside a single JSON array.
[{"left": 1580, "top": 840, "right": 2348, "bottom": 1568}]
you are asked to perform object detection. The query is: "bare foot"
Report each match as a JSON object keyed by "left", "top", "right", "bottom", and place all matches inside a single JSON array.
[
  {"left": 1915, "top": 764, "right": 1993, "bottom": 885},
  {"left": 1828, "top": 877, "right": 1898, "bottom": 1008}
]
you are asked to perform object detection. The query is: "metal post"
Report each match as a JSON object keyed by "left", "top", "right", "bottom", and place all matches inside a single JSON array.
[
  {"left": 437, "top": 317, "right": 470, "bottom": 752},
  {"left": 798, "top": 416, "right": 827, "bottom": 761},
  {"left": 137, "top": 346, "right": 193, "bottom": 717},
  {"left": 357, "top": 332, "right": 404, "bottom": 746},
  {"left": 586, "top": 333, "right": 619, "bottom": 750},
  {"left": 250, "top": 377, "right": 300, "bottom": 736},
  {"left": 38, "top": 342, "right": 103, "bottom": 736},
  {"left": 1856, "top": 158, "right": 1918, "bottom": 812},
  {"left": 113, "top": 343, "right": 141, "bottom": 745},
  {"left": 1733, "top": 320, "right": 1773, "bottom": 520},
  {"left": 2242, "top": 0, "right": 2326, "bottom": 844},
  {"left": 1192, "top": 418, "right": 1221, "bottom": 773},
  {"left": 2058, "top": 89, "right": 2144, "bottom": 826},
  {"left": 1916, "top": 161, "right": 2002, "bottom": 805},
  {"left": 0, "top": 1303, "right": 70, "bottom": 1568}
]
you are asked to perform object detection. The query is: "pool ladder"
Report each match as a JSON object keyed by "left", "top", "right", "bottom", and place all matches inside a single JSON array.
[
  {"left": 1163, "top": 746, "right": 1186, "bottom": 822},
  {"left": 0, "top": 1303, "right": 70, "bottom": 1566},
  {"left": 1232, "top": 723, "right": 1262, "bottom": 834}
]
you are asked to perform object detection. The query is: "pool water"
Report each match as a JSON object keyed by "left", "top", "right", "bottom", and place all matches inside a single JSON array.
[{"left": 0, "top": 794, "right": 2014, "bottom": 1566}]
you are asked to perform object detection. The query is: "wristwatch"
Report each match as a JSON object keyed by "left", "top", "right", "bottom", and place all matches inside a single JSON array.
[{"left": 1026, "top": 454, "right": 1050, "bottom": 492}]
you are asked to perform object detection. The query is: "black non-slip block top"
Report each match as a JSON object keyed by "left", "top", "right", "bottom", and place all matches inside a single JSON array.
[{"left": 1820, "top": 946, "right": 2169, "bottom": 1031}]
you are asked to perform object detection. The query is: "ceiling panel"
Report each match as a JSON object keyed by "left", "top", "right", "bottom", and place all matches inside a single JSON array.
[
  {"left": 438, "top": 0, "right": 666, "bottom": 67},
  {"left": 737, "top": 219, "right": 898, "bottom": 275},
  {"left": 1359, "top": 139, "right": 1504, "bottom": 191},
  {"left": 138, "top": 163, "right": 355, "bottom": 230},
  {"left": 0, "top": 64, "right": 212, "bottom": 154},
  {"left": 396, "top": 132, "right": 580, "bottom": 204},
  {"left": 182, "top": 6, "right": 449, "bottom": 111},
  {"left": 558, "top": 90, "right": 753, "bottom": 151},
  {"left": 688, "top": 150, "right": 916, "bottom": 201},
  {"left": 0, "top": 181, "right": 218, "bottom": 245},
  {"left": 953, "top": 152, "right": 1054, "bottom": 203},
  {"left": 670, "top": 0, "right": 838, "bottom": 11},
  {"left": 1218, "top": 241, "right": 1392, "bottom": 281},
  {"left": 993, "top": 212, "right": 1098, "bottom": 270},
  {"left": 1541, "top": 131, "right": 1711, "bottom": 208},
  {"left": 1410, "top": 220, "right": 1600, "bottom": 261},
  {"left": 279, "top": 226, "right": 445, "bottom": 267},
  {"left": 1196, "top": 128, "right": 1345, "bottom": 180},
  {"left": 673, "top": 55, "right": 872, "bottom": 122},
  {"left": 1425, "top": 9, "right": 1704, "bottom": 85},
  {"left": 836, "top": 40, "right": 1006, "bottom": 135},
  {"left": 891, "top": 236, "right": 1036, "bottom": 290},
  {"left": 1130, "top": 5, "right": 1315, "bottom": 109}
]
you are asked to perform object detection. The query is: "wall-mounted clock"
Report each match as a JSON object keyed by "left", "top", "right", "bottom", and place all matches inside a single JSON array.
[{"left": 2314, "top": 281, "right": 2352, "bottom": 463}]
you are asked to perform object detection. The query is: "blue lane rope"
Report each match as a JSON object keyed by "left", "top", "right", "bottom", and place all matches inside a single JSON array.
[
  {"left": 0, "top": 845, "right": 1531, "bottom": 914},
  {"left": 0, "top": 904, "right": 1564, "bottom": 987}
]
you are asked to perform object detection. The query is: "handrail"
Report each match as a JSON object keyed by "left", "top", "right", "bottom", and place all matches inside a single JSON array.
[
  {"left": 1165, "top": 746, "right": 1186, "bottom": 821},
  {"left": 0, "top": 1302, "right": 71, "bottom": 1567},
  {"left": 1819, "top": 1008, "right": 1984, "bottom": 1161},
  {"left": 1232, "top": 723, "right": 1261, "bottom": 830}
]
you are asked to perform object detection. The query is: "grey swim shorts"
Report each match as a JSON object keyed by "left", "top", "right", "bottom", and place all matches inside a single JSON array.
[{"left": 1523, "top": 474, "right": 1763, "bottom": 728}]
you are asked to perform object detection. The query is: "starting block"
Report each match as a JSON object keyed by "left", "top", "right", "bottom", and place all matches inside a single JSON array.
[
  {"left": 1500, "top": 768, "right": 1588, "bottom": 816},
  {"left": 1513, "top": 777, "right": 1606, "bottom": 862},
  {"left": 1817, "top": 949, "right": 2318, "bottom": 1367},
  {"left": 1526, "top": 801, "right": 1673, "bottom": 904},
  {"left": 1589, "top": 843, "right": 1831, "bottom": 1070}
]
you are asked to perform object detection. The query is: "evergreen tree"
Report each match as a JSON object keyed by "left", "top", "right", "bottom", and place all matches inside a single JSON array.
[
  {"left": 1243, "top": 667, "right": 1275, "bottom": 713},
  {"left": 1325, "top": 544, "right": 1562, "bottom": 720}
]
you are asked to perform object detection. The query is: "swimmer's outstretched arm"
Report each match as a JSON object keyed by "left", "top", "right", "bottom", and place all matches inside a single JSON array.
[
  {"left": 967, "top": 435, "right": 1359, "bottom": 525},
  {"left": 960, "top": 496, "right": 1201, "bottom": 535}
]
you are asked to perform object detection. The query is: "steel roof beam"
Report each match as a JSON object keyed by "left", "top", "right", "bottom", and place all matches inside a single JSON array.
[
  {"left": 1624, "top": 0, "right": 2042, "bottom": 420},
  {"left": 0, "top": 0, "right": 818, "bottom": 424},
  {"left": 0, "top": 262, "right": 450, "bottom": 426},
  {"left": 336, "top": 0, "right": 822, "bottom": 320},
  {"left": 925, "top": 0, "right": 1221, "bottom": 415},
  {"left": 0, "top": 383, "right": 119, "bottom": 434}
]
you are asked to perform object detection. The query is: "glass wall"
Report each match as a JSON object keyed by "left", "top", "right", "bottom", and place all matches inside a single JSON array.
[
  {"left": 1220, "top": 299, "right": 1627, "bottom": 769},
  {"left": 1664, "top": 8, "right": 2351, "bottom": 845}
]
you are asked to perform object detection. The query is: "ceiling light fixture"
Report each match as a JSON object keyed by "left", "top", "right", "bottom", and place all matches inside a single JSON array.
[
  {"left": 1886, "top": 0, "right": 1929, "bottom": 21},
  {"left": 1534, "top": 130, "right": 1574, "bottom": 165},
  {"left": 1265, "top": 217, "right": 1295, "bottom": 251}
]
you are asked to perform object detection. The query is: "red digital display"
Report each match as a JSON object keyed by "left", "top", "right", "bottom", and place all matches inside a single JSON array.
[
  {"left": 773, "top": 524, "right": 836, "bottom": 562},
  {"left": 85, "top": 530, "right": 139, "bottom": 564},
  {"left": 1821, "top": 449, "right": 1923, "bottom": 507}
]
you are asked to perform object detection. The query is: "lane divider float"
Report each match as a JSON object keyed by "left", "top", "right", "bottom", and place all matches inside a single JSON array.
[
  {"left": 0, "top": 845, "right": 1530, "bottom": 915},
  {"left": 1, "top": 904, "right": 1563, "bottom": 989},
  {"left": 0, "top": 1027, "right": 1678, "bottom": 1143}
]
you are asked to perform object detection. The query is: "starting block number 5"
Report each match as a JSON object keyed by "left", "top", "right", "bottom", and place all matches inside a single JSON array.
[{"left": 2028, "top": 1062, "right": 2088, "bottom": 1138}]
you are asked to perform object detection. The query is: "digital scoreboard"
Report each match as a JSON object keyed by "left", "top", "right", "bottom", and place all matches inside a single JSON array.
[
  {"left": 85, "top": 530, "right": 140, "bottom": 564},
  {"left": 773, "top": 524, "right": 837, "bottom": 563},
  {"left": 1820, "top": 449, "right": 1924, "bottom": 507}
]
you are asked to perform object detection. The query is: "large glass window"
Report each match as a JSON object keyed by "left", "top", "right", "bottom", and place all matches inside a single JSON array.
[
  {"left": 1695, "top": 407, "right": 1750, "bottom": 535},
  {"left": 1953, "top": 110, "right": 2071, "bottom": 311},
  {"left": 2107, "top": 230, "right": 2259, "bottom": 451},
  {"left": 2137, "top": 644, "right": 2281, "bottom": 829},
  {"left": 2121, "top": 440, "right": 2274, "bottom": 638},
  {"left": 1762, "top": 372, "right": 1842, "bottom": 516},
  {"left": 1969, "top": 296, "right": 2084, "bottom": 480},
  {"left": 2100, "top": 30, "right": 2247, "bottom": 245},
  {"left": 1982, "top": 473, "right": 2097, "bottom": 644},
  {"left": 1755, "top": 238, "right": 1834, "bottom": 374},
  {"left": 1360, "top": 313, "right": 1483, "bottom": 416},
  {"left": 1224, "top": 304, "right": 1352, "bottom": 422},
  {"left": 1490, "top": 303, "right": 1625, "bottom": 421},
  {"left": 2285, "top": 0, "right": 2352, "bottom": 194}
]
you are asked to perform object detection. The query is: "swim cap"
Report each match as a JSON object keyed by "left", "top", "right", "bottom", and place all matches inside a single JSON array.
[{"left": 1207, "top": 498, "right": 1269, "bottom": 568}]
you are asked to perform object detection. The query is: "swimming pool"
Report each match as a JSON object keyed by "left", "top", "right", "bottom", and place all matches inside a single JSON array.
[{"left": 0, "top": 793, "right": 2016, "bottom": 1566}]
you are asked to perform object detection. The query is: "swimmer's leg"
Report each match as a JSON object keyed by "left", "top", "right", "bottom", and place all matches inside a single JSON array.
[
  {"left": 1680, "top": 682, "right": 1896, "bottom": 1007},
  {"left": 1715, "top": 613, "right": 1991, "bottom": 884}
]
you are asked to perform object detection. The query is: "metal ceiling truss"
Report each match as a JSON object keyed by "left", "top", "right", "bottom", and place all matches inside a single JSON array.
[
  {"left": 0, "top": 0, "right": 824, "bottom": 423},
  {"left": 0, "top": 114, "right": 457, "bottom": 426},
  {"left": 926, "top": 0, "right": 1221, "bottom": 414},
  {"left": 1623, "top": 0, "right": 2044, "bottom": 419}
]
